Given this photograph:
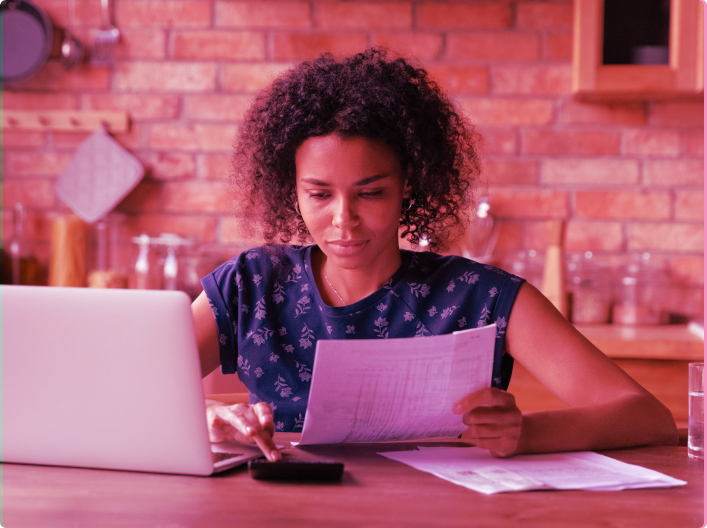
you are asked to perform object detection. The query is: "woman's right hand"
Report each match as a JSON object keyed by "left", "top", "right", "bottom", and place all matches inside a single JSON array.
[{"left": 205, "top": 400, "right": 282, "bottom": 462}]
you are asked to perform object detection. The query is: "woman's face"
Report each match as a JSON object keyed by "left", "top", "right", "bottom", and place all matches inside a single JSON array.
[{"left": 295, "top": 133, "right": 409, "bottom": 272}]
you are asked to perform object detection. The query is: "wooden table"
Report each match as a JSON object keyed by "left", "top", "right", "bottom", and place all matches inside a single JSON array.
[{"left": 3, "top": 436, "right": 703, "bottom": 528}]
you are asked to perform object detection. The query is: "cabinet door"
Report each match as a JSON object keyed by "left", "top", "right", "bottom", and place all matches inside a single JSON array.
[{"left": 573, "top": 0, "right": 704, "bottom": 99}]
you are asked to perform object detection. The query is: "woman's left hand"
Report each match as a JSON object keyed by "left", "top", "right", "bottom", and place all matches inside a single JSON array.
[{"left": 453, "top": 387, "right": 523, "bottom": 458}]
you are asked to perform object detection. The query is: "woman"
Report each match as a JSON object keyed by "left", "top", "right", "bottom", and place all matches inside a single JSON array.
[{"left": 192, "top": 49, "right": 677, "bottom": 462}]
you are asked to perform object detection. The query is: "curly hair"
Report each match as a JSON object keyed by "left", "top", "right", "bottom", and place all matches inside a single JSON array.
[{"left": 231, "top": 48, "right": 482, "bottom": 252}]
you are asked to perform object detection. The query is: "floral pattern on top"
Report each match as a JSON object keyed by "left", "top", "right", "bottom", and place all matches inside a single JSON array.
[{"left": 201, "top": 245, "right": 524, "bottom": 432}]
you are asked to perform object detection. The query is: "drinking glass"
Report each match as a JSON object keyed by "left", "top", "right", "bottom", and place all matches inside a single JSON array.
[{"left": 688, "top": 362, "right": 704, "bottom": 460}]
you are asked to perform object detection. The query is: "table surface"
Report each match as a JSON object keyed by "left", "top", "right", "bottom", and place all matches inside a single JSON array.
[{"left": 3, "top": 435, "right": 703, "bottom": 528}]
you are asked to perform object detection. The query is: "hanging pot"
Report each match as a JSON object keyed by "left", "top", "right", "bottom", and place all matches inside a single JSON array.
[{"left": 1, "top": 0, "right": 53, "bottom": 83}]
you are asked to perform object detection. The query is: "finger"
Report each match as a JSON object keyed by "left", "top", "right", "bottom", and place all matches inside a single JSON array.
[
  {"left": 462, "top": 405, "right": 523, "bottom": 427},
  {"left": 466, "top": 422, "right": 521, "bottom": 440},
  {"left": 453, "top": 388, "right": 516, "bottom": 414},
  {"left": 216, "top": 404, "right": 263, "bottom": 438},
  {"left": 474, "top": 437, "right": 518, "bottom": 458},
  {"left": 252, "top": 402, "right": 275, "bottom": 431},
  {"left": 221, "top": 404, "right": 280, "bottom": 461},
  {"left": 252, "top": 431, "right": 282, "bottom": 462}
]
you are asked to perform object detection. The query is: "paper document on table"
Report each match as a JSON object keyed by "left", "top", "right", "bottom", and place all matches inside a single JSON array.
[
  {"left": 298, "top": 324, "right": 496, "bottom": 445},
  {"left": 378, "top": 447, "right": 687, "bottom": 494}
]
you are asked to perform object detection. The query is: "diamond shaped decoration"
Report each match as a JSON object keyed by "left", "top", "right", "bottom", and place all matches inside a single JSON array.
[{"left": 56, "top": 127, "right": 144, "bottom": 223}]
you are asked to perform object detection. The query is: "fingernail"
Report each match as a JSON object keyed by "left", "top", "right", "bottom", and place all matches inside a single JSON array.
[{"left": 246, "top": 426, "right": 255, "bottom": 435}]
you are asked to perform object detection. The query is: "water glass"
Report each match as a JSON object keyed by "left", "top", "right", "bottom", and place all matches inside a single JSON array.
[{"left": 688, "top": 362, "right": 704, "bottom": 460}]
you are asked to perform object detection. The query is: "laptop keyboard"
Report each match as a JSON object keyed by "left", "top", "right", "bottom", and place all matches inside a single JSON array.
[{"left": 212, "top": 452, "right": 243, "bottom": 464}]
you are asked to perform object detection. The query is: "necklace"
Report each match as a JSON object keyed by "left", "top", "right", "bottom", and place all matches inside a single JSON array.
[{"left": 324, "top": 272, "right": 346, "bottom": 305}]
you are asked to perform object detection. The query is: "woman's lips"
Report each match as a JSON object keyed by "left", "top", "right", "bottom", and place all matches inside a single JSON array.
[{"left": 326, "top": 240, "right": 368, "bottom": 256}]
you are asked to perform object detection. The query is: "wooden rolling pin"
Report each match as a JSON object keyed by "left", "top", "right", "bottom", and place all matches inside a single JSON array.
[
  {"left": 49, "top": 215, "right": 87, "bottom": 287},
  {"left": 541, "top": 220, "right": 568, "bottom": 318}
]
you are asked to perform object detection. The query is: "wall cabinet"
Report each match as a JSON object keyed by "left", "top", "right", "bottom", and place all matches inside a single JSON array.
[{"left": 573, "top": 0, "right": 704, "bottom": 99}]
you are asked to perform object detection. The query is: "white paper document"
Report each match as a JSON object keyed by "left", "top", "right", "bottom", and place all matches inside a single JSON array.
[
  {"left": 378, "top": 447, "right": 687, "bottom": 494},
  {"left": 298, "top": 324, "right": 497, "bottom": 445}
]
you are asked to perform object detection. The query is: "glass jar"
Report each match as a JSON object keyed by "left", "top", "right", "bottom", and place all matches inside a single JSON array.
[
  {"left": 611, "top": 253, "right": 670, "bottom": 325},
  {"left": 568, "top": 252, "right": 612, "bottom": 324}
]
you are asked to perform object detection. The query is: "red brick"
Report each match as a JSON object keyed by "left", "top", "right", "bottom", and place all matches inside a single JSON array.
[
  {"left": 140, "top": 152, "right": 197, "bottom": 180},
  {"left": 124, "top": 214, "right": 219, "bottom": 242},
  {"left": 5, "top": 152, "right": 71, "bottom": 176},
  {"left": 449, "top": 32, "right": 539, "bottom": 61},
  {"left": 2, "top": 92, "right": 79, "bottom": 110},
  {"left": 565, "top": 221, "right": 624, "bottom": 252},
  {"left": 488, "top": 188, "right": 568, "bottom": 218},
  {"left": 3, "top": 131, "right": 44, "bottom": 148},
  {"left": 114, "top": 182, "right": 163, "bottom": 214},
  {"left": 492, "top": 65, "right": 572, "bottom": 95},
  {"left": 318, "top": 3, "right": 411, "bottom": 29},
  {"left": 3, "top": 180, "right": 55, "bottom": 209},
  {"left": 163, "top": 181, "right": 233, "bottom": 213},
  {"left": 183, "top": 95, "right": 254, "bottom": 121},
  {"left": 493, "top": 220, "right": 524, "bottom": 251},
  {"left": 675, "top": 191, "right": 704, "bottom": 220},
  {"left": 461, "top": 99, "right": 554, "bottom": 126},
  {"left": 115, "top": 1, "right": 211, "bottom": 28},
  {"left": 272, "top": 33, "right": 368, "bottom": 61},
  {"left": 115, "top": 29, "right": 166, "bottom": 60},
  {"left": 650, "top": 101, "right": 704, "bottom": 127},
  {"left": 74, "top": 0, "right": 102, "bottom": 25},
  {"left": 221, "top": 63, "right": 293, "bottom": 92},
  {"left": 426, "top": 65, "right": 489, "bottom": 95},
  {"left": 216, "top": 1, "right": 311, "bottom": 28},
  {"left": 525, "top": 221, "right": 554, "bottom": 249},
  {"left": 38, "top": 0, "right": 99, "bottom": 26},
  {"left": 84, "top": 94, "right": 180, "bottom": 120},
  {"left": 521, "top": 129, "right": 620, "bottom": 156},
  {"left": 644, "top": 160, "right": 704, "bottom": 187},
  {"left": 477, "top": 128, "right": 517, "bottom": 155},
  {"left": 575, "top": 191, "right": 671, "bottom": 219},
  {"left": 483, "top": 160, "right": 539, "bottom": 185},
  {"left": 517, "top": 3, "right": 573, "bottom": 29},
  {"left": 624, "top": 128, "right": 680, "bottom": 157},
  {"left": 543, "top": 159, "right": 639, "bottom": 185},
  {"left": 199, "top": 154, "right": 233, "bottom": 180},
  {"left": 373, "top": 32, "right": 443, "bottom": 60},
  {"left": 51, "top": 125, "right": 143, "bottom": 151},
  {"left": 418, "top": 4, "right": 513, "bottom": 29},
  {"left": 173, "top": 31, "right": 265, "bottom": 60},
  {"left": 8, "top": 62, "right": 109, "bottom": 91},
  {"left": 115, "top": 62, "right": 216, "bottom": 92},
  {"left": 558, "top": 100, "right": 647, "bottom": 126},
  {"left": 149, "top": 124, "right": 238, "bottom": 152},
  {"left": 629, "top": 223, "right": 703, "bottom": 252},
  {"left": 545, "top": 32, "right": 573, "bottom": 61},
  {"left": 221, "top": 216, "right": 266, "bottom": 244},
  {"left": 685, "top": 128, "right": 704, "bottom": 157},
  {"left": 670, "top": 256, "right": 704, "bottom": 284}
]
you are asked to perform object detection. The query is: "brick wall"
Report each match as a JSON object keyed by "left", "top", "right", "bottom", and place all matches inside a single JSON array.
[{"left": 3, "top": 0, "right": 704, "bottom": 295}]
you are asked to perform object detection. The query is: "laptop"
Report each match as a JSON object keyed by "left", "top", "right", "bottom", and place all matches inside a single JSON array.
[{"left": 2, "top": 285, "right": 265, "bottom": 475}]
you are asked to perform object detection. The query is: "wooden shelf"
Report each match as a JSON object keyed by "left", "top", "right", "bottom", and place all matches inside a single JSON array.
[
  {"left": 573, "top": 0, "right": 704, "bottom": 100},
  {"left": 3, "top": 110, "right": 129, "bottom": 133}
]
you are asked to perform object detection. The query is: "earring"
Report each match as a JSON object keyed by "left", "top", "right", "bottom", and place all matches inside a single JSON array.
[{"left": 294, "top": 201, "right": 301, "bottom": 216}]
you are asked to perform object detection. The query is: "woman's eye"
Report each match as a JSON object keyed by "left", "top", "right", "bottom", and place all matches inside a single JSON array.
[
  {"left": 360, "top": 190, "right": 383, "bottom": 198},
  {"left": 308, "top": 192, "right": 330, "bottom": 199}
]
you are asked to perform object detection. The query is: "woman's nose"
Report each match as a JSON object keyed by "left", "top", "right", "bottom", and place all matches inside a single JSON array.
[{"left": 332, "top": 196, "right": 359, "bottom": 228}]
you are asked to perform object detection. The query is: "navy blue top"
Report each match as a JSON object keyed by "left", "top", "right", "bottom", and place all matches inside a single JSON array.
[{"left": 201, "top": 245, "right": 525, "bottom": 432}]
